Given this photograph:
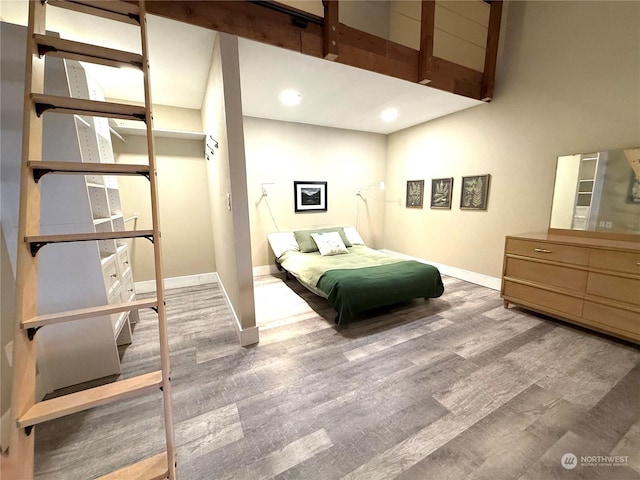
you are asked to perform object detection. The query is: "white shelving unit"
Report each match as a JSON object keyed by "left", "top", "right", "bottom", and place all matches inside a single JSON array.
[
  {"left": 572, "top": 152, "right": 606, "bottom": 230},
  {"left": 21, "top": 53, "right": 140, "bottom": 391},
  {"left": 66, "top": 59, "right": 139, "bottom": 347}
]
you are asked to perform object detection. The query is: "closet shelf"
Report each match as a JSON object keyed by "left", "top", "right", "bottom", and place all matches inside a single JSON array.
[{"left": 109, "top": 119, "right": 204, "bottom": 140}]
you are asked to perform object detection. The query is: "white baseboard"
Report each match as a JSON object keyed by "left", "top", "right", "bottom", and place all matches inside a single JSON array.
[
  {"left": 134, "top": 272, "right": 217, "bottom": 294},
  {"left": 253, "top": 264, "right": 279, "bottom": 276},
  {"left": 213, "top": 273, "right": 259, "bottom": 347},
  {"left": 134, "top": 272, "right": 259, "bottom": 346},
  {"left": 381, "top": 249, "right": 501, "bottom": 291}
]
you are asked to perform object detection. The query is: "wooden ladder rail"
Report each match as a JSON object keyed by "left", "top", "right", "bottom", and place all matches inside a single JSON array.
[
  {"left": 139, "top": 0, "right": 177, "bottom": 477},
  {"left": 6, "top": 1, "right": 176, "bottom": 479}
]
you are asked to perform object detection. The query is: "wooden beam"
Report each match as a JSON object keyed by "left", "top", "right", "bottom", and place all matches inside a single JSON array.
[
  {"left": 140, "top": 0, "right": 489, "bottom": 100},
  {"left": 418, "top": 0, "right": 435, "bottom": 85},
  {"left": 323, "top": 0, "right": 338, "bottom": 61},
  {"left": 142, "top": 1, "right": 320, "bottom": 53},
  {"left": 336, "top": 24, "right": 419, "bottom": 83},
  {"left": 481, "top": 0, "right": 503, "bottom": 101},
  {"left": 429, "top": 56, "right": 483, "bottom": 99}
]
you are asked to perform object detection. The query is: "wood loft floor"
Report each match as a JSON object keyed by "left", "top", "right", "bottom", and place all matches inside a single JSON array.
[{"left": 34, "top": 274, "right": 640, "bottom": 479}]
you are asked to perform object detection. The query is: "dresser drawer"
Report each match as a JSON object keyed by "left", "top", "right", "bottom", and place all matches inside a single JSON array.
[
  {"left": 583, "top": 301, "right": 640, "bottom": 340},
  {"left": 102, "top": 255, "right": 119, "bottom": 295},
  {"left": 505, "top": 238, "right": 590, "bottom": 266},
  {"left": 505, "top": 257, "right": 587, "bottom": 292},
  {"left": 587, "top": 273, "right": 640, "bottom": 306},
  {"left": 121, "top": 272, "right": 135, "bottom": 301},
  {"left": 589, "top": 249, "right": 640, "bottom": 275},
  {"left": 116, "top": 245, "right": 131, "bottom": 276},
  {"left": 503, "top": 280, "right": 583, "bottom": 317}
]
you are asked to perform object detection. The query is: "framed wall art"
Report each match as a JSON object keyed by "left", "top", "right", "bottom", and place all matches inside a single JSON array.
[
  {"left": 460, "top": 174, "right": 490, "bottom": 210},
  {"left": 430, "top": 177, "right": 453, "bottom": 209},
  {"left": 294, "top": 181, "right": 327, "bottom": 212},
  {"left": 406, "top": 180, "right": 425, "bottom": 208}
]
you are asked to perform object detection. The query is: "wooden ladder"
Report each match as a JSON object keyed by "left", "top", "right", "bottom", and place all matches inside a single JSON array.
[{"left": 5, "top": 1, "right": 176, "bottom": 478}]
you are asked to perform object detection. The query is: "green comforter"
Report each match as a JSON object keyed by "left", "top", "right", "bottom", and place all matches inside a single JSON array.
[{"left": 279, "top": 246, "right": 444, "bottom": 324}]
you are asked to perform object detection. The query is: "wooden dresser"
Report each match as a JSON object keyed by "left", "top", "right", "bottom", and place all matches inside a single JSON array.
[{"left": 501, "top": 232, "right": 640, "bottom": 343}]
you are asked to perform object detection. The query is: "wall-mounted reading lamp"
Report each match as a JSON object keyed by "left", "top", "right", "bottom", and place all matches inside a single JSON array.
[
  {"left": 261, "top": 181, "right": 276, "bottom": 196},
  {"left": 356, "top": 181, "right": 384, "bottom": 228},
  {"left": 259, "top": 181, "right": 280, "bottom": 232},
  {"left": 356, "top": 181, "right": 385, "bottom": 197}
]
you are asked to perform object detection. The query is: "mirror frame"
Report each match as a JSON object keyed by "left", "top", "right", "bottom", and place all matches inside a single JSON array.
[{"left": 548, "top": 147, "right": 640, "bottom": 243}]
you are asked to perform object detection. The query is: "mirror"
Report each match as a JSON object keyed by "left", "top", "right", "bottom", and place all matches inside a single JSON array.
[{"left": 550, "top": 147, "right": 640, "bottom": 235}]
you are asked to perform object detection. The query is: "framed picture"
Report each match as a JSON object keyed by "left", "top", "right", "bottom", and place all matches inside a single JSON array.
[
  {"left": 627, "top": 172, "right": 640, "bottom": 204},
  {"left": 294, "top": 181, "right": 327, "bottom": 212},
  {"left": 460, "top": 174, "right": 490, "bottom": 210},
  {"left": 406, "top": 180, "right": 425, "bottom": 208},
  {"left": 430, "top": 177, "right": 453, "bottom": 209}
]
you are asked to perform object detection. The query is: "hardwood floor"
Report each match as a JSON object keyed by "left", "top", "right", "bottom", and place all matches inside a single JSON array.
[{"left": 34, "top": 274, "right": 640, "bottom": 479}]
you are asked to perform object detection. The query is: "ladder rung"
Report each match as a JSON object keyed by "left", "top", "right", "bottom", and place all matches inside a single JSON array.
[
  {"left": 17, "top": 371, "right": 163, "bottom": 428},
  {"left": 22, "top": 298, "right": 158, "bottom": 330},
  {"left": 34, "top": 34, "right": 143, "bottom": 69},
  {"left": 47, "top": 0, "right": 141, "bottom": 25},
  {"left": 96, "top": 452, "right": 169, "bottom": 480},
  {"left": 28, "top": 161, "right": 151, "bottom": 182},
  {"left": 31, "top": 94, "right": 147, "bottom": 122},
  {"left": 26, "top": 230, "right": 154, "bottom": 256}
]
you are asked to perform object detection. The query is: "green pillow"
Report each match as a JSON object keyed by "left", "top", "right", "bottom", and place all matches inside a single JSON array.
[{"left": 294, "top": 227, "right": 352, "bottom": 253}]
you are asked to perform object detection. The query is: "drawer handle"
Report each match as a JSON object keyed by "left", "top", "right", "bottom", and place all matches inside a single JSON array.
[
  {"left": 124, "top": 261, "right": 129, "bottom": 265},
  {"left": 110, "top": 274, "right": 117, "bottom": 278},
  {"left": 534, "top": 248, "right": 552, "bottom": 253}
]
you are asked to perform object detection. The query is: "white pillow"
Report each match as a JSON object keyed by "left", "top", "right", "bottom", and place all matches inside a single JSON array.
[
  {"left": 267, "top": 232, "right": 300, "bottom": 258},
  {"left": 311, "top": 232, "right": 348, "bottom": 256},
  {"left": 343, "top": 226, "right": 365, "bottom": 245}
]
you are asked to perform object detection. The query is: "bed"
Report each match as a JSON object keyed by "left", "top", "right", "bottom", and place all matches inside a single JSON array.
[{"left": 268, "top": 227, "right": 444, "bottom": 325}]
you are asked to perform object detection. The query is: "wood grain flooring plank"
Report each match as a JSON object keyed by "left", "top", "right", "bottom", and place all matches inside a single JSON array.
[
  {"left": 175, "top": 403, "right": 244, "bottom": 463},
  {"left": 342, "top": 379, "right": 534, "bottom": 480},
  {"left": 518, "top": 430, "right": 640, "bottom": 480},
  {"left": 611, "top": 421, "right": 640, "bottom": 473},
  {"left": 222, "top": 429, "right": 333, "bottom": 480},
  {"left": 34, "top": 274, "right": 640, "bottom": 480},
  {"left": 343, "top": 317, "right": 454, "bottom": 361},
  {"left": 468, "top": 322, "right": 556, "bottom": 367},
  {"left": 571, "top": 363, "right": 640, "bottom": 453},
  {"left": 503, "top": 327, "right": 639, "bottom": 408},
  {"left": 453, "top": 313, "right": 541, "bottom": 358},
  {"left": 440, "top": 384, "right": 585, "bottom": 480}
]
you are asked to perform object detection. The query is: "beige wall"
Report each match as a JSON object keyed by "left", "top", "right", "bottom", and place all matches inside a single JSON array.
[
  {"left": 433, "top": 0, "right": 490, "bottom": 72},
  {"left": 278, "top": 0, "right": 323, "bottom": 17},
  {"left": 113, "top": 135, "right": 216, "bottom": 282},
  {"left": 390, "top": 0, "right": 421, "bottom": 50},
  {"left": 385, "top": 0, "right": 640, "bottom": 280},
  {"left": 152, "top": 104, "right": 203, "bottom": 133},
  {"left": 202, "top": 33, "right": 256, "bottom": 334},
  {"left": 243, "top": 117, "right": 387, "bottom": 267}
]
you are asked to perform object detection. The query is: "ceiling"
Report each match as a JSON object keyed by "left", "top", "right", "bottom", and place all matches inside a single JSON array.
[{"left": 0, "top": 1, "right": 484, "bottom": 135}]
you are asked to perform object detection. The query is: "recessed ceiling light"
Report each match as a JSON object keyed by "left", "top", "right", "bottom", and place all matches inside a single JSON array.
[
  {"left": 380, "top": 108, "right": 398, "bottom": 122},
  {"left": 279, "top": 89, "right": 302, "bottom": 106}
]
